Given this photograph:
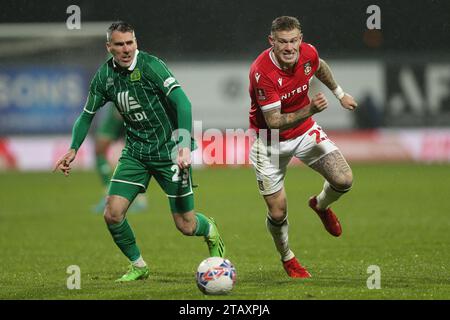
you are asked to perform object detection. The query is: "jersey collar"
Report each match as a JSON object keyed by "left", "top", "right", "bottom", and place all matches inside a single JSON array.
[
  {"left": 269, "top": 49, "right": 282, "bottom": 70},
  {"left": 112, "top": 49, "right": 139, "bottom": 71}
]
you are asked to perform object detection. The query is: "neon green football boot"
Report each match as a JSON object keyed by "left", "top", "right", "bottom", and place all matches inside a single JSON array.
[
  {"left": 115, "top": 265, "right": 150, "bottom": 282},
  {"left": 205, "top": 217, "right": 226, "bottom": 258}
]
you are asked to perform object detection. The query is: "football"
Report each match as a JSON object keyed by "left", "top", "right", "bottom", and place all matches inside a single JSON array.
[{"left": 196, "top": 257, "right": 237, "bottom": 295}]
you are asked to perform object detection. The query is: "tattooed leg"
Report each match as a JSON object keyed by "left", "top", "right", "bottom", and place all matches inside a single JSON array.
[{"left": 309, "top": 150, "right": 353, "bottom": 209}]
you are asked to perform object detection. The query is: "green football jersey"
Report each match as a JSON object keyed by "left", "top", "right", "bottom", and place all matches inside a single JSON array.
[{"left": 84, "top": 50, "right": 182, "bottom": 161}]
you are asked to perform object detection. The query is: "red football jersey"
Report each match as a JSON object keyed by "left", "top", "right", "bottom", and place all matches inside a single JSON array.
[{"left": 249, "top": 42, "right": 320, "bottom": 141}]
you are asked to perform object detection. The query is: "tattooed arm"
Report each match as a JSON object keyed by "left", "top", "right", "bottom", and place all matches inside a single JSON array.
[
  {"left": 263, "top": 93, "right": 328, "bottom": 130},
  {"left": 315, "top": 58, "right": 358, "bottom": 111},
  {"left": 315, "top": 59, "right": 338, "bottom": 91}
]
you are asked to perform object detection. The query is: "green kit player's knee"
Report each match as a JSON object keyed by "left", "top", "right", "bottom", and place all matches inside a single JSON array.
[{"left": 168, "top": 193, "right": 194, "bottom": 214}]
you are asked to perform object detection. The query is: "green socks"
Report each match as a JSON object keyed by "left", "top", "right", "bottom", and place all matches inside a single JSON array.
[
  {"left": 108, "top": 214, "right": 209, "bottom": 262},
  {"left": 107, "top": 219, "right": 141, "bottom": 262},
  {"left": 194, "top": 213, "right": 210, "bottom": 236}
]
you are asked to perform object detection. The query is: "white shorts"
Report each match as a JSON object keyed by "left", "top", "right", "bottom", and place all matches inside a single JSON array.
[{"left": 249, "top": 122, "right": 338, "bottom": 195}]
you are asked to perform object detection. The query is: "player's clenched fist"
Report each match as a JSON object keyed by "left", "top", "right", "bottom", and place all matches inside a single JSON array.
[
  {"left": 53, "top": 149, "right": 77, "bottom": 176},
  {"left": 339, "top": 93, "right": 358, "bottom": 111},
  {"left": 177, "top": 147, "right": 192, "bottom": 170},
  {"left": 310, "top": 92, "right": 328, "bottom": 114}
]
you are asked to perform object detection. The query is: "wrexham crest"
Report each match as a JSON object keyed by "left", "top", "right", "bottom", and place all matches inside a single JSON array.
[{"left": 304, "top": 62, "right": 312, "bottom": 75}]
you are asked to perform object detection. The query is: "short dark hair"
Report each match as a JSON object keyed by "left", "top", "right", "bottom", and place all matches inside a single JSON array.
[
  {"left": 107, "top": 21, "right": 135, "bottom": 42},
  {"left": 270, "top": 16, "right": 302, "bottom": 34}
]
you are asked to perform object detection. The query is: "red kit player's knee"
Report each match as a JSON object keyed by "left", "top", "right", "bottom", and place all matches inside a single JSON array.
[{"left": 329, "top": 179, "right": 352, "bottom": 194}]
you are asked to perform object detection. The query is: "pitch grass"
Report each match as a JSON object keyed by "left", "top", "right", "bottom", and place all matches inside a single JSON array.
[{"left": 0, "top": 164, "right": 449, "bottom": 300}]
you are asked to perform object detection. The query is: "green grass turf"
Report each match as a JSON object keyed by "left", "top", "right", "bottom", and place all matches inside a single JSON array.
[{"left": 0, "top": 164, "right": 449, "bottom": 299}]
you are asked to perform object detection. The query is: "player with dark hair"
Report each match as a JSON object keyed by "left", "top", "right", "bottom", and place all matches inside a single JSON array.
[
  {"left": 55, "top": 21, "right": 225, "bottom": 282},
  {"left": 248, "top": 16, "right": 358, "bottom": 278}
]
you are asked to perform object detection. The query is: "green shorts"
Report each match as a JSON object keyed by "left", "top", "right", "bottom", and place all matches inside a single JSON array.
[
  {"left": 108, "top": 151, "right": 194, "bottom": 214},
  {"left": 96, "top": 106, "right": 125, "bottom": 141}
]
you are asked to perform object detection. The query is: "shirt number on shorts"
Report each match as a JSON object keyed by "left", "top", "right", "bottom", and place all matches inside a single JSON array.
[
  {"left": 171, "top": 165, "right": 189, "bottom": 184},
  {"left": 308, "top": 127, "right": 328, "bottom": 144}
]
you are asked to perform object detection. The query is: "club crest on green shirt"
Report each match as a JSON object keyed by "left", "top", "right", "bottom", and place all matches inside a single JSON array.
[{"left": 130, "top": 68, "right": 141, "bottom": 82}]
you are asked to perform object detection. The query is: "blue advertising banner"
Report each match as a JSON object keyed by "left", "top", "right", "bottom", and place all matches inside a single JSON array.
[{"left": 0, "top": 67, "right": 88, "bottom": 135}]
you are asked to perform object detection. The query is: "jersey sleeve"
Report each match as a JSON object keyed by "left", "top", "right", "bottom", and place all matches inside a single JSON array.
[
  {"left": 83, "top": 72, "right": 108, "bottom": 115},
  {"left": 250, "top": 71, "right": 280, "bottom": 112},
  {"left": 146, "top": 57, "right": 181, "bottom": 96}
]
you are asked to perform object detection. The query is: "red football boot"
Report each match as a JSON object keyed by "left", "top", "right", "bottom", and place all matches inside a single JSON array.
[
  {"left": 282, "top": 257, "right": 311, "bottom": 278},
  {"left": 309, "top": 196, "right": 342, "bottom": 237}
]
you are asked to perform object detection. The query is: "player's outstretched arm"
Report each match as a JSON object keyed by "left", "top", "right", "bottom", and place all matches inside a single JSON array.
[
  {"left": 315, "top": 58, "right": 358, "bottom": 111},
  {"left": 168, "top": 87, "right": 193, "bottom": 170},
  {"left": 53, "top": 111, "right": 95, "bottom": 176}
]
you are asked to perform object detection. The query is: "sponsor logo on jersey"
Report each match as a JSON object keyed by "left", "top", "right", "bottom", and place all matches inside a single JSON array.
[
  {"left": 256, "top": 88, "right": 266, "bottom": 101},
  {"left": 255, "top": 72, "right": 261, "bottom": 83},
  {"left": 116, "top": 91, "right": 142, "bottom": 112},
  {"left": 278, "top": 78, "right": 283, "bottom": 86},
  {"left": 280, "top": 84, "right": 309, "bottom": 101},
  {"left": 304, "top": 62, "right": 312, "bottom": 75},
  {"left": 116, "top": 91, "right": 148, "bottom": 121},
  {"left": 163, "top": 77, "right": 176, "bottom": 88}
]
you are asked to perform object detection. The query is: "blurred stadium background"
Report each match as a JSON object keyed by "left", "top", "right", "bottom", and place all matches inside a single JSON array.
[
  {"left": 1, "top": 0, "right": 449, "bottom": 300},
  {"left": 1, "top": 0, "right": 450, "bottom": 169}
]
